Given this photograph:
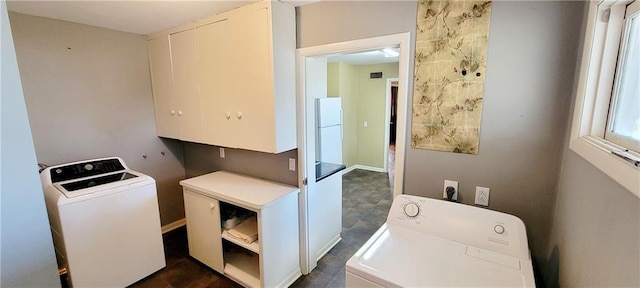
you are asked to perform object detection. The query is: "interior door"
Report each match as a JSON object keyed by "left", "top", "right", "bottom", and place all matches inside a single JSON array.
[{"left": 302, "top": 55, "right": 328, "bottom": 273}]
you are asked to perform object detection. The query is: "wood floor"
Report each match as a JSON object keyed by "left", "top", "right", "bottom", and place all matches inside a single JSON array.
[{"left": 130, "top": 169, "right": 393, "bottom": 288}]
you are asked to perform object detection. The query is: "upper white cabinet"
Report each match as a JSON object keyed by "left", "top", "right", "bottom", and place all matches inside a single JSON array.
[
  {"left": 206, "top": 2, "right": 296, "bottom": 153},
  {"left": 196, "top": 19, "right": 234, "bottom": 148},
  {"left": 169, "top": 29, "right": 205, "bottom": 143},
  {"left": 147, "top": 0, "right": 296, "bottom": 153},
  {"left": 147, "top": 30, "right": 205, "bottom": 143},
  {"left": 147, "top": 35, "right": 177, "bottom": 138}
]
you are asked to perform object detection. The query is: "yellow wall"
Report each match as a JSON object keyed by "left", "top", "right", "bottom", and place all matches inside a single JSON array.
[
  {"left": 338, "top": 62, "right": 359, "bottom": 167},
  {"left": 327, "top": 62, "right": 398, "bottom": 169},
  {"left": 356, "top": 63, "right": 398, "bottom": 168},
  {"left": 327, "top": 62, "right": 339, "bottom": 97}
]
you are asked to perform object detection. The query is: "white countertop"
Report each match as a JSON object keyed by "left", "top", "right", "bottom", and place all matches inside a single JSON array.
[{"left": 179, "top": 171, "right": 299, "bottom": 210}]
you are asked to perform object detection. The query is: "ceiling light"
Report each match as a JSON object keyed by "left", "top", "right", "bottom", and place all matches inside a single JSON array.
[{"left": 380, "top": 48, "right": 399, "bottom": 58}]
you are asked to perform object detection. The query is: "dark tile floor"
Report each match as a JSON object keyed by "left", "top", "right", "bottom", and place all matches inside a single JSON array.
[
  {"left": 290, "top": 169, "right": 393, "bottom": 288},
  {"left": 130, "top": 169, "right": 393, "bottom": 288}
]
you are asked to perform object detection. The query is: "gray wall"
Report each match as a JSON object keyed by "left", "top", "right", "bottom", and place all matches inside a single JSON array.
[
  {"left": 1, "top": 2, "right": 60, "bottom": 286},
  {"left": 544, "top": 4, "right": 640, "bottom": 286},
  {"left": 405, "top": 1, "right": 584, "bottom": 267},
  {"left": 8, "top": 12, "right": 186, "bottom": 226},
  {"left": 298, "top": 0, "right": 584, "bottom": 275},
  {"left": 183, "top": 143, "right": 298, "bottom": 186},
  {"left": 297, "top": 1, "right": 418, "bottom": 49},
  {"left": 547, "top": 151, "right": 640, "bottom": 287}
]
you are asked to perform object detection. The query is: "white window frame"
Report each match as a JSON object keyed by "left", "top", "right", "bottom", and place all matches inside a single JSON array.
[
  {"left": 605, "top": 0, "right": 640, "bottom": 151},
  {"left": 570, "top": 0, "right": 640, "bottom": 197}
]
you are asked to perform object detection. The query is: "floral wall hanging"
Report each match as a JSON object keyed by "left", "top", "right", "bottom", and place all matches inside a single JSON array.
[{"left": 411, "top": 0, "right": 492, "bottom": 154}]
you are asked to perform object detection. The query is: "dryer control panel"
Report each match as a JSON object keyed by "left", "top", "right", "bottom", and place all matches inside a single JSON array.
[{"left": 387, "top": 195, "right": 530, "bottom": 260}]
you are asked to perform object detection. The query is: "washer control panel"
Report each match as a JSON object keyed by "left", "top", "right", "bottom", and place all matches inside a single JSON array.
[
  {"left": 403, "top": 202, "right": 420, "bottom": 217},
  {"left": 50, "top": 158, "right": 125, "bottom": 183},
  {"left": 389, "top": 196, "right": 430, "bottom": 225}
]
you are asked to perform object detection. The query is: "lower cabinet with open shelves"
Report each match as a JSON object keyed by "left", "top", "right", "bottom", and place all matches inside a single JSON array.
[
  {"left": 223, "top": 243, "right": 261, "bottom": 287},
  {"left": 180, "top": 171, "right": 301, "bottom": 288}
]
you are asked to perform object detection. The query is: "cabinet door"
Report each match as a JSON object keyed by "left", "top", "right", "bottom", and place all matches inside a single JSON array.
[
  {"left": 169, "top": 29, "right": 205, "bottom": 143},
  {"left": 147, "top": 36, "right": 178, "bottom": 138},
  {"left": 196, "top": 19, "right": 236, "bottom": 148},
  {"left": 183, "top": 190, "right": 224, "bottom": 273},
  {"left": 230, "top": 7, "right": 276, "bottom": 152}
]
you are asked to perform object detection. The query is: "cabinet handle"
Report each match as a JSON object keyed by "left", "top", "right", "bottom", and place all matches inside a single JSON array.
[
  {"left": 225, "top": 112, "right": 231, "bottom": 120},
  {"left": 170, "top": 110, "right": 175, "bottom": 116},
  {"left": 209, "top": 203, "right": 215, "bottom": 210},
  {"left": 178, "top": 110, "right": 183, "bottom": 116},
  {"left": 236, "top": 112, "right": 243, "bottom": 120}
]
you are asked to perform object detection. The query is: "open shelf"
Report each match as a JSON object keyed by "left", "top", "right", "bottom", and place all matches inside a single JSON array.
[
  {"left": 222, "top": 229, "right": 260, "bottom": 254},
  {"left": 224, "top": 250, "right": 260, "bottom": 288},
  {"left": 182, "top": 171, "right": 301, "bottom": 288}
]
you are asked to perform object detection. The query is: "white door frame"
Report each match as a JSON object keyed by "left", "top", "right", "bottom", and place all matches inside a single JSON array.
[
  {"left": 384, "top": 77, "right": 399, "bottom": 172},
  {"left": 296, "top": 32, "right": 411, "bottom": 274}
]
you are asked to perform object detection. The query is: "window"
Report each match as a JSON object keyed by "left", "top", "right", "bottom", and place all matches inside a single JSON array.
[
  {"left": 570, "top": 0, "right": 640, "bottom": 197},
  {"left": 606, "top": 1, "right": 640, "bottom": 152}
]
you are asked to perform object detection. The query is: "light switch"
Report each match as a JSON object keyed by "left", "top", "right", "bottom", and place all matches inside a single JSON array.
[
  {"left": 364, "top": 121, "right": 368, "bottom": 128},
  {"left": 289, "top": 158, "right": 296, "bottom": 171}
]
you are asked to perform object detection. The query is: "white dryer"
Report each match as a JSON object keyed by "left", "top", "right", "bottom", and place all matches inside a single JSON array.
[
  {"left": 346, "top": 195, "right": 535, "bottom": 287},
  {"left": 41, "top": 157, "right": 165, "bottom": 287}
]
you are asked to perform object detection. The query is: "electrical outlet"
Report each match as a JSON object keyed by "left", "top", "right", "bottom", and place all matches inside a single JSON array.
[
  {"left": 219, "top": 148, "right": 225, "bottom": 158},
  {"left": 475, "top": 186, "right": 490, "bottom": 206},
  {"left": 288, "top": 158, "right": 296, "bottom": 171},
  {"left": 364, "top": 121, "right": 368, "bottom": 128},
  {"left": 443, "top": 180, "right": 458, "bottom": 201}
]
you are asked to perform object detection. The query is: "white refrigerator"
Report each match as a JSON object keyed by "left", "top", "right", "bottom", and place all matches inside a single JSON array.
[{"left": 316, "top": 98, "right": 342, "bottom": 164}]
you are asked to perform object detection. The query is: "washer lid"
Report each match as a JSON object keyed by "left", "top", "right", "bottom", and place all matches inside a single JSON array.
[
  {"left": 346, "top": 225, "right": 534, "bottom": 287},
  {"left": 60, "top": 172, "right": 138, "bottom": 191},
  {"left": 54, "top": 170, "right": 149, "bottom": 198}
]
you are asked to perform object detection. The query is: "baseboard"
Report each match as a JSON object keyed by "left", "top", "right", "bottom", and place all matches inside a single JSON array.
[
  {"left": 315, "top": 234, "right": 342, "bottom": 262},
  {"left": 278, "top": 268, "right": 302, "bottom": 288},
  {"left": 343, "top": 165, "right": 358, "bottom": 174},
  {"left": 344, "top": 164, "right": 386, "bottom": 174},
  {"left": 161, "top": 218, "right": 186, "bottom": 234}
]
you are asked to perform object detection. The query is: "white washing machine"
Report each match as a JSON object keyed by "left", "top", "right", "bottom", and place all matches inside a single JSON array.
[
  {"left": 41, "top": 157, "right": 165, "bottom": 287},
  {"left": 346, "top": 195, "right": 536, "bottom": 287}
]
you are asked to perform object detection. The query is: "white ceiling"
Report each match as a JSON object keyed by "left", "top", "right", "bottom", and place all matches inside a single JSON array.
[
  {"left": 328, "top": 48, "right": 399, "bottom": 65},
  {"left": 6, "top": 0, "right": 315, "bottom": 35},
  {"left": 6, "top": 0, "right": 397, "bottom": 65}
]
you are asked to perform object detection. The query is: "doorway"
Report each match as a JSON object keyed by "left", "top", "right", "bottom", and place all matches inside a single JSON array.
[
  {"left": 327, "top": 62, "right": 398, "bottom": 174},
  {"left": 296, "top": 33, "right": 411, "bottom": 274},
  {"left": 386, "top": 79, "right": 399, "bottom": 185}
]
